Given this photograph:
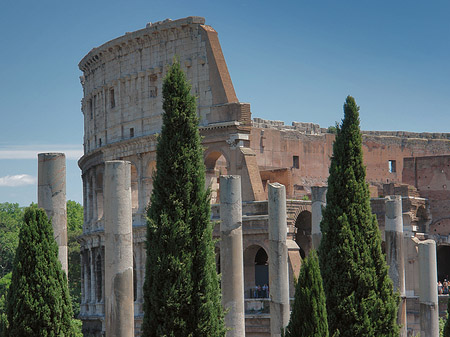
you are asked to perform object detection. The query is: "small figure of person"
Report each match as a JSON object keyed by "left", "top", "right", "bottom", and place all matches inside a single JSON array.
[
  {"left": 438, "top": 281, "right": 443, "bottom": 295},
  {"left": 262, "top": 284, "right": 268, "bottom": 298},
  {"left": 253, "top": 285, "right": 258, "bottom": 298},
  {"left": 443, "top": 280, "right": 449, "bottom": 294},
  {"left": 257, "top": 285, "right": 262, "bottom": 298}
]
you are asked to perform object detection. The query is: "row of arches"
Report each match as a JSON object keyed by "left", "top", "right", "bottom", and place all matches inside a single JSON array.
[{"left": 83, "top": 149, "right": 230, "bottom": 230}]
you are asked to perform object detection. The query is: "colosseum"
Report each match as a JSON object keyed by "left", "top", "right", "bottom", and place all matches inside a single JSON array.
[{"left": 78, "top": 16, "right": 450, "bottom": 336}]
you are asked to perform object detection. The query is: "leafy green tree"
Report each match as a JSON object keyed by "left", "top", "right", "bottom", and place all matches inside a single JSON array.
[
  {"left": 318, "top": 96, "right": 399, "bottom": 337},
  {"left": 285, "top": 249, "right": 328, "bottom": 337},
  {"left": 67, "top": 200, "right": 83, "bottom": 317},
  {"left": 143, "top": 60, "right": 225, "bottom": 337},
  {"left": 6, "top": 207, "right": 75, "bottom": 336},
  {"left": 0, "top": 203, "right": 24, "bottom": 278}
]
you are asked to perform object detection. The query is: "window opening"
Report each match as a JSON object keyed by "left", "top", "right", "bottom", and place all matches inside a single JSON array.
[
  {"left": 389, "top": 160, "right": 396, "bottom": 173},
  {"left": 293, "top": 155, "right": 299, "bottom": 169},
  {"left": 110, "top": 88, "right": 115, "bottom": 108}
]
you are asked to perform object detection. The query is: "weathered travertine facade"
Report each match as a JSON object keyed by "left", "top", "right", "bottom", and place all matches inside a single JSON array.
[{"left": 78, "top": 16, "right": 449, "bottom": 337}]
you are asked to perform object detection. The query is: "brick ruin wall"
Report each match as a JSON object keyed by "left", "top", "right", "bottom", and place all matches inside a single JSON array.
[
  {"left": 251, "top": 118, "right": 450, "bottom": 199},
  {"left": 403, "top": 155, "right": 450, "bottom": 237}
]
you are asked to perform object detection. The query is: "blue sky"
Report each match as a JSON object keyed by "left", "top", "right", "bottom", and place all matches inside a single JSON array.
[{"left": 1, "top": 0, "right": 449, "bottom": 206}]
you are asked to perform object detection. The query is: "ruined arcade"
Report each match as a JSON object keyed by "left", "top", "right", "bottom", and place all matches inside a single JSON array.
[{"left": 77, "top": 17, "right": 450, "bottom": 336}]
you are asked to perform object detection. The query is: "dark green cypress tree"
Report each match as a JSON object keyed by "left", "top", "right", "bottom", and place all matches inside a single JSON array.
[
  {"left": 285, "top": 249, "right": 328, "bottom": 337},
  {"left": 6, "top": 207, "right": 74, "bottom": 337},
  {"left": 142, "top": 60, "right": 225, "bottom": 337},
  {"left": 318, "top": 96, "right": 399, "bottom": 337}
]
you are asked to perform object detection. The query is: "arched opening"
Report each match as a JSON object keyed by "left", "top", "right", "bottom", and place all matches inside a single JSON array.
[
  {"left": 95, "top": 253, "right": 102, "bottom": 302},
  {"left": 437, "top": 245, "right": 450, "bottom": 283},
  {"left": 88, "top": 176, "right": 94, "bottom": 222},
  {"left": 205, "top": 151, "right": 228, "bottom": 204},
  {"left": 96, "top": 171, "right": 104, "bottom": 220},
  {"left": 295, "top": 210, "right": 312, "bottom": 259},
  {"left": 255, "top": 248, "right": 269, "bottom": 293},
  {"left": 86, "top": 251, "right": 91, "bottom": 302},
  {"left": 131, "top": 163, "right": 139, "bottom": 213},
  {"left": 244, "top": 245, "right": 269, "bottom": 298}
]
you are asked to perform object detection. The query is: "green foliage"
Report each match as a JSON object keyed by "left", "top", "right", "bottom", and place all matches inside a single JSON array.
[
  {"left": 0, "top": 203, "right": 24, "bottom": 278},
  {"left": 327, "top": 125, "right": 337, "bottom": 134},
  {"left": 143, "top": 60, "right": 225, "bottom": 337},
  {"left": 71, "top": 318, "right": 83, "bottom": 337},
  {"left": 6, "top": 207, "right": 75, "bottom": 336},
  {"left": 285, "top": 250, "right": 328, "bottom": 337},
  {"left": 67, "top": 200, "right": 83, "bottom": 317},
  {"left": 318, "top": 96, "right": 399, "bottom": 337},
  {"left": 443, "top": 296, "right": 450, "bottom": 336}
]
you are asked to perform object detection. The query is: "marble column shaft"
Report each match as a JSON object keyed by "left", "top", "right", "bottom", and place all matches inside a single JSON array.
[
  {"left": 311, "top": 186, "right": 327, "bottom": 250},
  {"left": 268, "top": 183, "right": 290, "bottom": 337},
  {"left": 38, "top": 153, "right": 68, "bottom": 275},
  {"left": 418, "top": 239, "right": 439, "bottom": 337},
  {"left": 220, "top": 175, "right": 245, "bottom": 337},
  {"left": 385, "top": 195, "right": 407, "bottom": 337},
  {"left": 104, "top": 160, "right": 134, "bottom": 337}
]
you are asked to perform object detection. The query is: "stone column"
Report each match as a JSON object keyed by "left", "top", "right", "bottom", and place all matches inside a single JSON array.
[
  {"left": 104, "top": 160, "right": 134, "bottom": 337},
  {"left": 311, "top": 186, "right": 327, "bottom": 250},
  {"left": 418, "top": 239, "right": 438, "bottom": 337},
  {"left": 268, "top": 183, "right": 290, "bottom": 337},
  {"left": 38, "top": 153, "right": 68, "bottom": 275},
  {"left": 385, "top": 196, "right": 407, "bottom": 337},
  {"left": 219, "top": 175, "right": 245, "bottom": 337}
]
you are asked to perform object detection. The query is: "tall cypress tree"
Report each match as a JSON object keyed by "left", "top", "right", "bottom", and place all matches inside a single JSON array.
[
  {"left": 285, "top": 249, "right": 328, "bottom": 337},
  {"left": 142, "top": 60, "right": 225, "bottom": 337},
  {"left": 6, "top": 207, "right": 74, "bottom": 336},
  {"left": 318, "top": 96, "right": 399, "bottom": 337}
]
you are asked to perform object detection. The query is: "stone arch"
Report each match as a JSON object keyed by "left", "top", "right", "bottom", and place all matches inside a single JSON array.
[
  {"left": 437, "top": 245, "right": 450, "bottom": 283},
  {"left": 95, "top": 169, "right": 104, "bottom": 220},
  {"left": 204, "top": 149, "right": 229, "bottom": 204},
  {"left": 244, "top": 245, "right": 269, "bottom": 298},
  {"left": 130, "top": 162, "right": 139, "bottom": 213},
  {"left": 294, "top": 210, "right": 312, "bottom": 259},
  {"left": 95, "top": 252, "right": 103, "bottom": 302},
  {"left": 88, "top": 174, "right": 94, "bottom": 223},
  {"left": 289, "top": 204, "right": 311, "bottom": 226}
]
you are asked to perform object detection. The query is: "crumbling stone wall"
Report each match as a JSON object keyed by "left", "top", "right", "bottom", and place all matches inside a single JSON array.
[{"left": 251, "top": 119, "right": 450, "bottom": 198}]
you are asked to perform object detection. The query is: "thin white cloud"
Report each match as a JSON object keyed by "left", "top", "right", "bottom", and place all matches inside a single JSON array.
[
  {"left": 0, "top": 174, "right": 36, "bottom": 187},
  {"left": 0, "top": 144, "right": 83, "bottom": 160}
]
